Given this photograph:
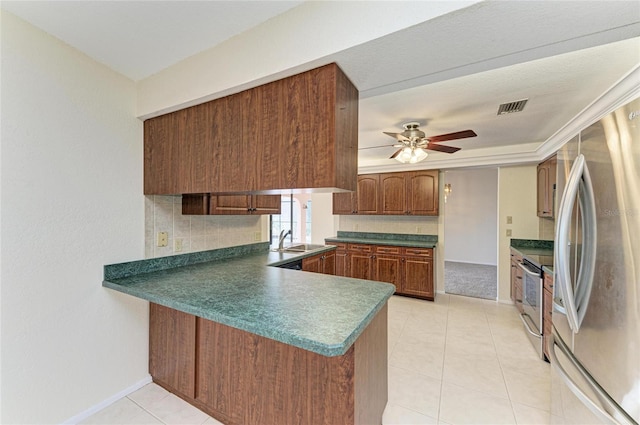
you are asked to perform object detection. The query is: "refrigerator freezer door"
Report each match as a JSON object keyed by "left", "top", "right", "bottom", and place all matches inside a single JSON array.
[
  {"left": 572, "top": 98, "right": 640, "bottom": 423},
  {"left": 549, "top": 332, "right": 636, "bottom": 424}
]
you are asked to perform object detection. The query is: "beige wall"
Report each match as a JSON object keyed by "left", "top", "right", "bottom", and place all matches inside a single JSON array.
[
  {"left": 497, "top": 164, "right": 540, "bottom": 302},
  {"left": 1, "top": 11, "right": 147, "bottom": 423}
]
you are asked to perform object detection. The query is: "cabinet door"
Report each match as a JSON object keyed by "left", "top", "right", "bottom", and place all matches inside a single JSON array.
[
  {"left": 322, "top": 251, "right": 336, "bottom": 275},
  {"left": 537, "top": 162, "right": 550, "bottom": 217},
  {"left": 149, "top": 303, "right": 196, "bottom": 398},
  {"left": 402, "top": 256, "right": 434, "bottom": 300},
  {"left": 332, "top": 192, "right": 356, "bottom": 215},
  {"left": 407, "top": 170, "right": 439, "bottom": 215},
  {"left": 330, "top": 243, "right": 348, "bottom": 276},
  {"left": 349, "top": 253, "right": 373, "bottom": 280},
  {"left": 210, "top": 195, "right": 251, "bottom": 215},
  {"left": 380, "top": 173, "right": 407, "bottom": 215},
  {"left": 252, "top": 195, "right": 281, "bottom": 214},
  {"left": 374, "top": 254, "right": 402, "bottom": 291},
  {"left": 357, "top": 174, "right": 380, "bottom": 214},
  {"left": 302, "top": 253, "right": 323, "bottom": 273}
]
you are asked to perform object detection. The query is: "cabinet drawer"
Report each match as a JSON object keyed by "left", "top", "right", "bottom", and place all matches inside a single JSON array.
[
  {"left": 403, "top": 247, "right": 433, "bottom": 257},
  {"left": 375, "top": 245, "right": 401, "bottom": 255},
  {"left": 348, "top": 243, "right": 374, "bottom": 253},
  {"left": 327, "top": 242, "right": 347, "bottom": 251}
]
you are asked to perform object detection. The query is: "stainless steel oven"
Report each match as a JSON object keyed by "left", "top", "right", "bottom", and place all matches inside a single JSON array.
[{"left": 519, "top": 258, "right": 544, "bottom": 359}]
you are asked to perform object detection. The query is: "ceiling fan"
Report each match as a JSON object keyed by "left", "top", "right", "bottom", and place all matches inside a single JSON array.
[{"left": 364, "top": 122, "right": 477, "bottom": 163}]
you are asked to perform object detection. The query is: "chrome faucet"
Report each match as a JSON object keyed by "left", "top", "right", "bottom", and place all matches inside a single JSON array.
[{"left": 278, "top": 229, "right": 292, "bottom": 250}]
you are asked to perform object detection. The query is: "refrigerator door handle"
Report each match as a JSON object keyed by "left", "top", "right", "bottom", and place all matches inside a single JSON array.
[
  {"left": 549, "top": 333, "right": 634, "bottom": 425},
  {"left": 555, "top": 155, "right": 584, "bottom": 332},
  {"left": 554, "top": 154, "right": 597, "bottom": 333}
]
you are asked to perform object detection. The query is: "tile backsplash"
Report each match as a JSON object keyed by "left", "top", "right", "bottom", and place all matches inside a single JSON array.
[
  {"left": 539, "top": 217, "right": 555, "bottom": 241},
  {"left": 339, "top": 214, "right": 439, "bottom": 235},
  {"left": 145, "top": 196, "right": 263, "bottom": 258}
]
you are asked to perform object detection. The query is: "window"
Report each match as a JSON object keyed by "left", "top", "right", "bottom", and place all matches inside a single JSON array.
[{"left": 271, "top": 194, "right": 312, "bottom": 246}]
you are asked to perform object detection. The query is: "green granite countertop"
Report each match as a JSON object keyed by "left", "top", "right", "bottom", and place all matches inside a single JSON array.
[
  {"left": 103, "top": 243, "right": 395, "bottom": 357},
  {"left": 325, "top": 231, "right": 437, "bottom": 248},
  {"left": 510, "top": 239, "right": 554, "bottom": 275}
]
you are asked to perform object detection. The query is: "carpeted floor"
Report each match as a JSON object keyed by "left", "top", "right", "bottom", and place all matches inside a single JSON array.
[{"left": 444, "top": 261, "right": 497, "bottom": 300}]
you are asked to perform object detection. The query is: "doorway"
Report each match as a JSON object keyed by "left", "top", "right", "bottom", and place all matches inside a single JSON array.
[{"left": 443, "top": 168, "right": 498, "bottom": 300}]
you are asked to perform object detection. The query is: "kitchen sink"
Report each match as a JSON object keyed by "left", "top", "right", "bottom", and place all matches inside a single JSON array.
[{"left": 272, "top": 244, "right": 328, "bottom": 253}]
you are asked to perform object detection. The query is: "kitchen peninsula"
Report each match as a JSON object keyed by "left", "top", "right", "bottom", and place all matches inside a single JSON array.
[{"left": 103, "top": 243, "right": 394, "bottom": 425}]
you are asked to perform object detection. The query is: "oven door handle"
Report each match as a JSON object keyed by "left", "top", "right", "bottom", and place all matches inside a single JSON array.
[
  {"left": 518, "top": 262, "right": 541, "bottom": 277},
  {"left": 519, "top": 313, "right": 541, "bottom": 338}
]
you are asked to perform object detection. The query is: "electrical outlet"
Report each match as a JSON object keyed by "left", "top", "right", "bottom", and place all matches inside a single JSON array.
[
  {"left": 506, "top": 229, "right": 512, "bottom": 237},
  {"left": 416, "top": 226, "right": 424, "bottom": 233},
  {"left": 254, "top": 231, "right": 261, "bottom": 241},
  {"left": 506, "top": 216, "right": 513, "bottom": 224},
  {"left": 174, "top": 238, "right": 183, "bottom": 252},
  {"left": 354, "top": 224, "right": 359, "bottom": 231},
  {"left": 157, "top": 232, "right": 168, "bottom": 247}
]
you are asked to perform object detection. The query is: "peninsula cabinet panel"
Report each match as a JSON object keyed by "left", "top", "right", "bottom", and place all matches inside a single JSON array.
[
  {"left": 149, "top": 303, "right": 196, "bottom": 399},
  {"left": 150, "top": 303, "right": 388, "bottom": 425},
  {"left": 144, "top": 63, "right": 358, "bottom": 195}
]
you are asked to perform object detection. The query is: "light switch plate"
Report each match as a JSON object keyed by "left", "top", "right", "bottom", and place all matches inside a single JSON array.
[
  {"left": 254, "top": 232, "right": 261, "bottom": 241},
  {"left": 506, "top": 229, "right": 512, "bottom": 237},
  {"left": 506, "top": 216, "right": 513, "bottom": 224}
]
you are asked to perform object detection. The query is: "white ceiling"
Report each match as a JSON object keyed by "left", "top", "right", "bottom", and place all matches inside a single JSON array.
[{"left": 3, "top": 1, "right": 640, "bottom": 171}]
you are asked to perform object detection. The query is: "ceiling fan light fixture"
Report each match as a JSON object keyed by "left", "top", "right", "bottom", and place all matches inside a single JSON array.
[{"left": 395, "top": 146, "right": 428, "bottom": 164}]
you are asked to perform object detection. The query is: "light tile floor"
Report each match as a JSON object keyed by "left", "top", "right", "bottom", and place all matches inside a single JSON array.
[{"left": 81, "top": 294, "right": 556, "bottom": 425}]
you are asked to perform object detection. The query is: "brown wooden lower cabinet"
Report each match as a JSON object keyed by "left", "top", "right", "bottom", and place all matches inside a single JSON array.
[
  {"left": 326, "top": 241, "right": 435, "bottom": 300},
  {"left": 302, "top": 251, "right": 336, "bottom": 275},
  {"left": 149, "top": 303, "right": 388, "bottom": 425},
  {"left": 510, "top": 250, "right": 524, "bottom": 313}
]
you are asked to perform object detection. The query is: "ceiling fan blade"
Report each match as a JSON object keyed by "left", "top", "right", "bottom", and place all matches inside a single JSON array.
[
  {"left": 389, "top": 148, "right": 403, "bottom": 159},
  {"left": 427, "top": 129, "right": 477, "bottom": 143},
  {"left": 426, "top": 143, "right": 461, "bottom": 154},
  {"left": 383, "top": 131, "right": 410, "bottom": 142},
  {"left": 358, "top": 144, "right": 396, "bottom": 150}
]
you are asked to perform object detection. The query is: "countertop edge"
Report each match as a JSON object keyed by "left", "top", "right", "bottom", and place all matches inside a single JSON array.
[{"left": 103, "top": 245, "right": 394, "bottom": 357}]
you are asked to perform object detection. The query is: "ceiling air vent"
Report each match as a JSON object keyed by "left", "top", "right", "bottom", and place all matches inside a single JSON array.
[{"left": 497, "top": 99, "right": 528, "bottom": 115}]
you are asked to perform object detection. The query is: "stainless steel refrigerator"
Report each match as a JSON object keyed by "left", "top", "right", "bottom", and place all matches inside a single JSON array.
[{"left": 551, "top": 95, "right": 640, "bottom": 424}]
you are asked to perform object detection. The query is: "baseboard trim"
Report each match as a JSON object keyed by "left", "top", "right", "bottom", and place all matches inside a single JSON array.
[{"left": 62, "top": 375, "right": 152, "bottom": 424}]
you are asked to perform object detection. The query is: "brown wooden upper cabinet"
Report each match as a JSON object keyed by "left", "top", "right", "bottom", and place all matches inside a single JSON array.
[
  {"left": 181, "top": 194, "right": 281, "bottom": 215},
  {"left": 381, "top": 170, "right": 439, "bottom": 215},
  {"left": 333, "top": 170, "right": 439, "bottom": 216},
  {"left": 537, "top": 155, "right": 557, "bottom": 218},
  {"left": 332, "top": 174, "right": 380, "bottom": 214},
  {"left": 144, "top": 63, "right": 358, "bottom": 195}
]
